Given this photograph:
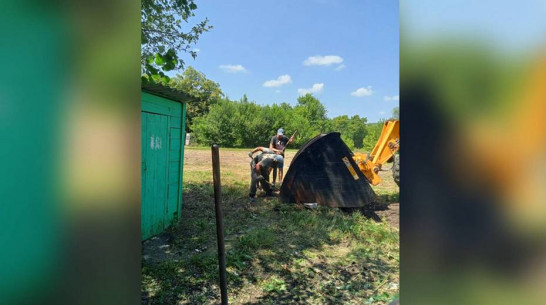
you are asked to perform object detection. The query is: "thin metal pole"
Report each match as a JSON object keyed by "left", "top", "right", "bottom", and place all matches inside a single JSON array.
[{"left": 211, "top": 144, "right": 228, "bottom": 305}]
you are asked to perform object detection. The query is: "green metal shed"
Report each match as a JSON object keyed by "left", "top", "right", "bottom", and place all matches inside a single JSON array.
[{"left": 141, "top": 84, "right": 189, "bottom": 240}]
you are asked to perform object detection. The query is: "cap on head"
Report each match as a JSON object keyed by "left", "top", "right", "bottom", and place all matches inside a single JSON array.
[{"left": 277, "top": 128, "right": 285, "bottom": 136}]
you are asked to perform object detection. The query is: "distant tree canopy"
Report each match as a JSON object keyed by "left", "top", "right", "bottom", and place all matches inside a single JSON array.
[
  {"left": 295, "top": 94, "right": 328, "bottom": 132},
  {"left": 392, "top": 106, "right": 399, "bottom": 119},
  {"left": 169, "top": 67, "right": 224, "bottom": 132},
  {"left": 362, "top": 121, "right": 384, "bottom": 152},
  {"left": 169, "top": 67, "right": 395, "bottom": 150},
  {"left": 190, "top": 92, "right": 389, "bottom": 151},
  {"left": 192, "top": 96, "right": 316, "bottom": 148},
  {"left": 141, "top": 0, "right": 212, "bottom": 83},
  {"left": 331, "top": 115, "right": 368, "bottom": 150}
]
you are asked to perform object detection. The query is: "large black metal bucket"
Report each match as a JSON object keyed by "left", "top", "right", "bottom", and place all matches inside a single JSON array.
[{"left": 279, "top": 132, "right": 377, "bottom": 208}]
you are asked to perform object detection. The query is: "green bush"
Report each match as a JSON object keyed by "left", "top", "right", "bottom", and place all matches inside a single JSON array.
[
  {"left": 190, "top": 92, "right": 397, "bottom": 149},
  {"left": 362, "top": 121, "right": 384, "bottom": 152}
]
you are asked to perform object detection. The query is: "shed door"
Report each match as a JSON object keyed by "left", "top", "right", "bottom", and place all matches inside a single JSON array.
[{"left": 141, "top": 111, "right": 170, "bottom": 238}]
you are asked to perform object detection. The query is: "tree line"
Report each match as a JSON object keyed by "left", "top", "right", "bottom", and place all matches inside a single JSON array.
[{"left": 170, "top": 67, "right": 398, "bottom": 151}]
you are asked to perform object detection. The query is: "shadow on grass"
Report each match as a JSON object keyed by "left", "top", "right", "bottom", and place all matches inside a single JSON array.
[
  {"left": 242, "top": 247, "right": 397, "bottom": 305},
  {"left": 339, "top": 192, "right": 399, "bottom": 223},
  {"left": 142, "top": 181, "right": 399, "bottom": 305}
]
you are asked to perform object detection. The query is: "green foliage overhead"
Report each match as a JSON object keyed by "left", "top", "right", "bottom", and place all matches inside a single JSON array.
[
  {"left": 169, "top": 66, "right": 224, "bottom": 132},
  {"left": 141, "top": 0, "right": 212, "bottom": 83}
]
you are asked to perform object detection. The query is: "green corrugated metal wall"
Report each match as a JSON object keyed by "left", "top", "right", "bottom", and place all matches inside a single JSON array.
[{"left": 141, "top": 91, "right": 186, "bottom": 240}]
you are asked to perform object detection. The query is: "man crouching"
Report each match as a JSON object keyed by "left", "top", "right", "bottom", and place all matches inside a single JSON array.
[{"left": 249, "top": 152, "right": 279, "bottom": 202}]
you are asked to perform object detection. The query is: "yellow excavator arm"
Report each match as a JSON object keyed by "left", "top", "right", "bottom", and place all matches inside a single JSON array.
[{"left": 353, "top": 120, "right": 400, "bottom": 185}]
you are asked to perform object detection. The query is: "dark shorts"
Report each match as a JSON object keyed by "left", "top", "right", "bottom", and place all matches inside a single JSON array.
[{"left": 274, "top": 155, "right": 284, "bottom": 168}]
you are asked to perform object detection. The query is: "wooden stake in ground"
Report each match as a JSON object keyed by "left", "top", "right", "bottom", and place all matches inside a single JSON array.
[{"left": 211, "top": 144, "right": 228, "bottom": 305}]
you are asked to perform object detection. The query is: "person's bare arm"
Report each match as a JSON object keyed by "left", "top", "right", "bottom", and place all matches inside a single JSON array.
[
  {"left": 269, "top": 139, "right": 282, "bottom": 154},
  {"left": 252, "top": 146, "right": 267, "bottom": 154}
]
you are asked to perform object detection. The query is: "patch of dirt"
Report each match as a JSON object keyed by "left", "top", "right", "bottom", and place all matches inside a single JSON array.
[
  {"left": 184, "top": 147, "right": 295, "bottom": 164},
  {"left": 376, "top": 203, "right": 399, "bottom": 230},
  {"left": 183, "top": 147, "right": 295, "bottom": 182},
  {"left": 142, "top": 232, "right": 180, "bottom": 264}
]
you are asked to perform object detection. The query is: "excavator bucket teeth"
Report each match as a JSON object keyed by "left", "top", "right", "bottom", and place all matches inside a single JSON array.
[{"left": 280, "top": 132, "right": 377, "bottom": 208}]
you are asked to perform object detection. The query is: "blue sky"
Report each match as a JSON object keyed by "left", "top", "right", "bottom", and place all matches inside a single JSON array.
[{"left": 171, "top": 0, "right": 399, "bottom": 123}]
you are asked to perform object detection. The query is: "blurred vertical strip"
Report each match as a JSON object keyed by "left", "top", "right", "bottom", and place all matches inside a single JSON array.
[
  {"left": 401, "top": 0, "right": 546, "bottom": 304},
  {"left": 0, "top": 1, "right": 65, "bottom": 303},
  {"left": 0, "top": 0, "right": 141, "bottom": 304}
]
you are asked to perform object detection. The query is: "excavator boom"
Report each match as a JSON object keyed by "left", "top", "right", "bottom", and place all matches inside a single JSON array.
[{"left": 353, "top": 120, "right": 400, "bottom": 186}]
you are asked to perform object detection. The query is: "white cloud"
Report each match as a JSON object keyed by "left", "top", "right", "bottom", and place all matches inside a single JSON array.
[
  {"left": 263, "top": 74, "right": 292, "bottom": 87},
  {"left": 193, "top": 48, "right": 200, "bottom": 53},
  {"left": 298, "top": 83, "right": 324, "bottom": 96},
  {"left": 219, "top": 64, "right": 247, "bottom": 73},
  {"left": 303, "top": 55, "right": 344, "bottom": 66},
  {"left": 379, "top": 111, "right": 387, "bottom": 115},
  {"left": 335, "top": 64, "right": 346, "bottom": 71},
  {"left": 275, "top": 90, "right": 281, "bottom": 93},
  {"left": 351, "top": 86, "right": 373, "bottom": 97},
  {"left": 384, "top": 95, "right": 399, "bottom": 101}
]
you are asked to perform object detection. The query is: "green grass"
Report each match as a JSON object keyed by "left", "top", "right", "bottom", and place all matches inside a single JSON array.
[
  {"left": 261, "top": 276, "right": 287, "bottom": 293},
  {"left": 142, "top": 148, "right": 399, "bottom": 304}
]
